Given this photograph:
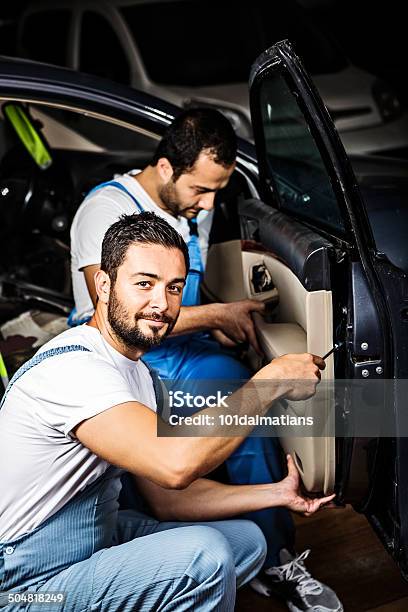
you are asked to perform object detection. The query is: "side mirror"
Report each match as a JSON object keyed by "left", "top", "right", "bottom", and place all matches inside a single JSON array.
[{"left": 2, "top": 103, "right": 52, "bottom": 170}]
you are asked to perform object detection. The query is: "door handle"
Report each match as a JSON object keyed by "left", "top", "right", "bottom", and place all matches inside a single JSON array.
[{"left": 250, "top": 263, "right": 275, "bottom": 293}]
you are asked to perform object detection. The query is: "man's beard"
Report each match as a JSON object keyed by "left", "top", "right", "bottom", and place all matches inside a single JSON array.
[
  {"left": 107, "top": 287, "right": 177, "bottom": 351},
  {"left": 159, "top": 180, "right": 182, "bottom": 216},
  {"left": 159, "top": 180, "right": 199, "bottom": 217}
]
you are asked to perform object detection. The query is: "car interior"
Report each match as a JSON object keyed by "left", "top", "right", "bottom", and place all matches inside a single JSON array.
[
  {"left": 0, "top": 102, "right": 156, "bottom": 374},
  {"left": 0, "top": 98, "right": 337, "bottom": 495}
]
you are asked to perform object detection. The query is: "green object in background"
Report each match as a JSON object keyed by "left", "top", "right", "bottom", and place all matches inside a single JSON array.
[
  {"left": 3, "top": 104, "right": 52, "bottom": 170},
  {"left": 0, "top": 352, "right": 9, "bottom": 390}
]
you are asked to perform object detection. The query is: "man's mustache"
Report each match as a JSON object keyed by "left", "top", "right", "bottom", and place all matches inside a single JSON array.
[{"left": 135, "top": 312, "right": 174, "bottom": 325}]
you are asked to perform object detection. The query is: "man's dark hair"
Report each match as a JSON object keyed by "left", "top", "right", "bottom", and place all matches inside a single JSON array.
[
  {"left": 151, "top": 108, "right": 237, "bottom": 180},
  {"left": 101, "top": 211, "right": 190, "bottom": 283}
]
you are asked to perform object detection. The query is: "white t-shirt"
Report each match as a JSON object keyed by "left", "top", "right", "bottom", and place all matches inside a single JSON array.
[
  {"left": 70, "top": 171, "right": 213, "bottom": 322},
  {"left": 0, "top": 325, "right": 156, "bottom": 541}
]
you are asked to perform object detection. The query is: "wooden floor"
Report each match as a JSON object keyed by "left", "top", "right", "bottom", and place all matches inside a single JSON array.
[{"left": 236, "top": 505, "right": 408, "bottom": 611}]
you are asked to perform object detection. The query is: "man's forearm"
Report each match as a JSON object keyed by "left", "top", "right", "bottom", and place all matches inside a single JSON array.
[
  {"left": 157, "top": 355, "right": 321, "bottom": 488},
  {"left": 158, "top": 376, "right": 289, "bottom": 486},
  {"left": 170, "top": 303, "right": 223, "bottom": 335},
  {"left": 136, "top": 475, "right": 287, "bottom": 521},
  {"left": 74, "top": 354, "right": 321, "bottom": 491}
]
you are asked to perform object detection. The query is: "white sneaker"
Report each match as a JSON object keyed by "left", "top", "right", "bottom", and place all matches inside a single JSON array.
[{"left": 250, "top": 549, "right": 343, "bottom": 612}]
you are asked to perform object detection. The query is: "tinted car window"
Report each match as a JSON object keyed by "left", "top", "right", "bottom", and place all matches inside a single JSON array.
[
  {"left": 121, "top": 0, "right": 347, "bottom": 86},
  {"left": 258, "top": 72, "right": 345, "bottom": 234},
  {"left": 19, "top": 10, "right": 70, "bottom": 66},
  {"left": 80, "top": 12, "right": 130, "bottom": 84},
  {"left": 29, "top": 105, "right": 156, "bottom": 155}
]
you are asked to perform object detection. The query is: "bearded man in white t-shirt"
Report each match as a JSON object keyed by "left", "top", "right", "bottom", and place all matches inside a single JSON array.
[
  {"left": 69, "top": 109, "right": 343, "bottom": 612},
  {"left": 0, "top": 211, "right": 334, "bottom": 611}
]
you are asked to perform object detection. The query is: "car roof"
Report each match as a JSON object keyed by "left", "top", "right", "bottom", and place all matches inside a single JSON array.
[
  {"left": 0, "top": 53, "right": 183, "bottom": 139},
  {"left": 0, "top": 54, "right": 257, "bottom": 161},
  {"left": 0, "top": 53, "right": 177, "bottom": 113}
]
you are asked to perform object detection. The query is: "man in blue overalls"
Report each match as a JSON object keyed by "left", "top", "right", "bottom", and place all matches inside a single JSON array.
[
  {"left": 70, "top": 109, "right": 343, "bottom": 612},
  {"left": 0, "top": 212, "right": 333, "bottom": 611}
]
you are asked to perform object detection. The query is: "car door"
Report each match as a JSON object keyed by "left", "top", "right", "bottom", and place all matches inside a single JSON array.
[{"left": 203, "top": 41, "right": 391, "bottom": 506}]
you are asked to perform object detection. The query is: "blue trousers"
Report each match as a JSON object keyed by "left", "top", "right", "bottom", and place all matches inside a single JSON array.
[
  {"left": 143, "top": 335, "right": 296, "bottom": 567},
  {"left": 0, "top": 467, "right": 266, "bottom": 611}
]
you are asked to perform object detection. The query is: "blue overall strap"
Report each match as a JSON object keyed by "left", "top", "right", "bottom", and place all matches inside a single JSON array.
[
  {"left": 180, "top": 218, "right": 203, "bottom": 307},
  {"left": 187, "top": 219, "right": 203, "bottom": 274},
  {"left": 87, "top": 180, "right": 145, "bottom": 213},
  {"left": 0, "top": 345, "right": 91, "bottom": 409}
]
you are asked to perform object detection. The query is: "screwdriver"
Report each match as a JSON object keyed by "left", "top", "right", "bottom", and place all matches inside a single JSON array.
[{"left": 322, "top": 341, "right": 345, "bottom": 361}]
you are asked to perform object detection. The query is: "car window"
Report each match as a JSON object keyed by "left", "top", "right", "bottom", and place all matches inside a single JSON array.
[
  {"left": 258, "top": 72, "right": 345, "bottom": 234},
  {"left": 80, "top": 12, "right": 130, "bottom": 85},
  {"left": 19, "top": 10, "right": 71, "bottom": 66},
  {"left": 120, "top": 0, "right": 347, "bottom": 87},
  {"left": 27, "top": 105, "right": 157, "bottom": 155}
]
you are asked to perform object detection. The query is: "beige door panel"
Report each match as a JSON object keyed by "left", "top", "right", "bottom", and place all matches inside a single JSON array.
[
  {"left": 204, "top": 240, "right": 333, "bottom": 361},
  {"left": 253, "top": 320, "right": 306, "bottom": 356},
  {"left": 203, "top": 239, "right": 335, "bottom": 494},
  {"left": 203, "top": 240, "right": 246, "bottom": 302}
]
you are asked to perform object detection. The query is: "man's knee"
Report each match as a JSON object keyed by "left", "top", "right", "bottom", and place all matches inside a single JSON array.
[
  {"left": 184, "top": 525, "right": 236, "bottom": 583},
  {"left": 231, "top": 520, "right": 267, "bottom": 586},
  {"left": 246, "top": 520, "right": 268, "bottom": 562},
  {"left": 91, "top": 526, "right": 236, "bottom": 606}
]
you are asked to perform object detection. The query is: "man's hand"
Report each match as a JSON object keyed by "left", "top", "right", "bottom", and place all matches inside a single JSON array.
[
  {"left": 276, "top": 455, "right": 335, "bottom": 516},
  {"left": 210, "top": 329, "right": 238, "bottom": 349},
  {"left": 254, "top": 352, "right": 325, "bottom": 401},
  {"left": 212, "top": 300, "right": 265, "bottom": 355}
]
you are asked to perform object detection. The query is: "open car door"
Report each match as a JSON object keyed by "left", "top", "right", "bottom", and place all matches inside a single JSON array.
[{"left": 203, "top": 41, "right": 391, "bottom": 504}]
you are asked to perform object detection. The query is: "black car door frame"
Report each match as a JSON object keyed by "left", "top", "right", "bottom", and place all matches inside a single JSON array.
[{"left": 247, "top": 39, "right": 399, "bottom": 563}]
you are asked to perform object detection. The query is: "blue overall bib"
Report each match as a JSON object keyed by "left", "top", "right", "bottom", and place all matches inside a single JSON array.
[
  {"left": 70, "top": 179, "right": 294, "bottom": 566},
  {"left": 0, "top": 344, "right": 267, "bottom": 611}
]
